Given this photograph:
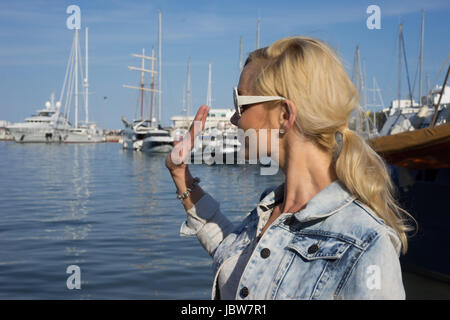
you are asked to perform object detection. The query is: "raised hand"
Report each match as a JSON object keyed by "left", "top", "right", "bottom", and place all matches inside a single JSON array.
[{"left": 165, "top": 105, "right": 210, "bottom": 174}]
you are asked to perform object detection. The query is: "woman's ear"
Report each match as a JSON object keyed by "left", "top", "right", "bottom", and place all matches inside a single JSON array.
[{"left": 279, "top": 100, "right": 297, "bottom": 131}]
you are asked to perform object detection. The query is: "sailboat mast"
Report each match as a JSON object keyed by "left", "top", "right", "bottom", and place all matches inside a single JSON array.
[
  {"left": 140, "top": 48, "right": 145, "bottom": 119},
  {"left": 182, "top": 82, "right": 186, "bottom": 115},
  {"left": 419, "top": 10, "right": 425, "bottom": 105},
  {"left": 239, "top": 36, "right": 243, "bottom": 73},
  {"left": 372, "top": 76, "right": 376, "bottom": 130},
  {"left": 256, "top": 18, "right": 260, "bottom": 49},
  {"left": 354, "top": 45, "right": 361, "bottom": 133},
  {"left": 150, "top": 47, "right": 155, "bottom": 125},
  {"left": 206, "top": 63, "right": 212, "bottom": 107},
  {"left": 186, "top": 57, "right": 191, "bottom": 123},
  {"left": 397, "top": 23, "right": 402, "bottom": 108},
  {"left": 85, "top": 27, "right": 89, "bottom": 124},
  {"left": 75, "top": 28, "right": 79, "bottom": 128},
  {"left": 362, "top": 58, "right": 367, "bottom": 109},
  {"left": 158, "top": 10, "right": 162, "bottom": 126}
]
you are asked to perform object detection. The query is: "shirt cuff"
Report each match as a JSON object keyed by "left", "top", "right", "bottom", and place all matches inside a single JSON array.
[{"left": 179, "top": 193, "right": 220, "bottom": 236}]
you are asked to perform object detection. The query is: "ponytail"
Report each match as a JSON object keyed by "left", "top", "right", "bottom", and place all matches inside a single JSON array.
[{"left": 334, "top": 128, "right": 415, "bottom": 254}]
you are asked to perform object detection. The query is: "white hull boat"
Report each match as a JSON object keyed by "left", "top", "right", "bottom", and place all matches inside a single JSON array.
[
  {"left": 142, "top": 128, "right": 173, "bottom": 153},
  {"left": 64, "top": 123, "right": 104, "bottom": 143},
  {"left": 7, "top": 93, "right": 70, "bottom": 143}
]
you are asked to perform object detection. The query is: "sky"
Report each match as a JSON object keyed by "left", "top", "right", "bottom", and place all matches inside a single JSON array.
[{"left": 0, "top": 0, "right": 449, "bottom": 129}]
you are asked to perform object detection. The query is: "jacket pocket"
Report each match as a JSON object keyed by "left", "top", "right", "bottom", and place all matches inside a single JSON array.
[
  {"left": 275, "top": 235, "right": 351, "bottom": 299},
  {"left": 287, "top": 234, "right": 350, "bottom": 261}
]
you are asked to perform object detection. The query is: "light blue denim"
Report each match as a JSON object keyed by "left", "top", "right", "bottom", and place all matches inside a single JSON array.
[{"left": 180, "top": 180, "right": 405, "bottom": 300}]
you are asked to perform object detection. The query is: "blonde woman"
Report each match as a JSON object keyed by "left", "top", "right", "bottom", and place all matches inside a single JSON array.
[{"left": 166, "top": 36, "right": 414, "bottom": 300}]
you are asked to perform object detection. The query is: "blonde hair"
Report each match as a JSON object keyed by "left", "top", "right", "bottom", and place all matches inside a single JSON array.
[{"left": 246, "top": 36, "right": 415, "bottom": 254}]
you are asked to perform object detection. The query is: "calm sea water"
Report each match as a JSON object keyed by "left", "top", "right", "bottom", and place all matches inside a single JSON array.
[{"left": 0, "top": 142, "right": 284, "bottom": 299}]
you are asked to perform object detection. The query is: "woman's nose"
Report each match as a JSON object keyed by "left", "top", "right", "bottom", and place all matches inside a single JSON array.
[{"left": 230, "top": 112, "right": 240, "bottom": 127}]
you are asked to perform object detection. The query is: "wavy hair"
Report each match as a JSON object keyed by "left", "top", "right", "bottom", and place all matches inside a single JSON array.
[{"left": 245, "top": 36, "right": 415, "bottom": 254}]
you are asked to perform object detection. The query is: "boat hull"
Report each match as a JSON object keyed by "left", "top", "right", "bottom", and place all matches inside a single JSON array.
[
  {"left": 142, "top": 139, "right": 173, "bottom": 153},
  {"left": 122, "top": 136, "right": 143, "bottom": 150},
  {"left": 391, "top": 166, "right": 450, "bottom": 287},
  {"left": 368, "top": 123, "right": 450, "bottom": 169},
  {"left": 370, "top": 123, "right": 450, "bottom": 295},
  {"left": 64, "top": 133, "right": 104, "bottom": 143},
  {"left": 8, "top": 128, "right": 66, "bottom": 143}
]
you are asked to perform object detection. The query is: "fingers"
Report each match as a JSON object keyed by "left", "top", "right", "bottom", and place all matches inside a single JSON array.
[
  {"left": 186, "top": 105, "right": 209, "bottom": 150},
  {"left": 170, "top": 141, "right": 185, "bottom": 166},
  {"left": 169, "top": 105, "right": 210, "bottom": 167},
  {"left": 188, "top": 105, "right": 209, "bottom": 135}
]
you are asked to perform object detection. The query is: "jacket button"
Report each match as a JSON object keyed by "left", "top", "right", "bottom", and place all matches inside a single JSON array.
[
  {"left": 308, "top": 244, "right": 319, "bottom": 254},
  {"left": 240, "top": 287, "right": 249, "bottom": 298},
  {"left": 260, "top": 248, "right": 271, "bottom": 259},
  {"left": 284, "top": 216, "right": 293, "bottom": 226}
]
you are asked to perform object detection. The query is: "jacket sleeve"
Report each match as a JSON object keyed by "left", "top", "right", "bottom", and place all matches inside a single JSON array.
[
  {"left": 338, "top": 233, "right": 406, "bottom": 300},
  {"left": 179, "top": 192, "right": 235, "bottom": 257}
]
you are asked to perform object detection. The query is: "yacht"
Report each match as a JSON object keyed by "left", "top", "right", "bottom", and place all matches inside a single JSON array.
[
  {"left": 122, "top": 119, "right": 151, "bottom": 150},
  {"left": 142, "top": 126, "right": 173, "bottom": 153},
  {"left": 379, "top": 86, "right": 450, "bottom": 136},
  {"left": 7, "top": 93, "right": 70, "bottom": 143},
  {"left": 64, "top": 123, "right": 104, "bottom": 143},
  {"left": 122, "top": 119, "right": 172, "bottom": 152}
]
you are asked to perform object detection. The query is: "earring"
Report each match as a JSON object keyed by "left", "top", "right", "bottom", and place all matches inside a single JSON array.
[{"left": 279, "top": 128, "right": 285, "bottom": 135}]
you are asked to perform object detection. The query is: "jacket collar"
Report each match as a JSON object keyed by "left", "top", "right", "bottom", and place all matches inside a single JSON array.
[{"left": 258, "top": 180, "right": 356, "bottom": 223}]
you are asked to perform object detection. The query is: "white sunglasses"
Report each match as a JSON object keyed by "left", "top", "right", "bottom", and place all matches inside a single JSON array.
[{"left": 233, "top": 87, "right": 286, "bottom": 116}]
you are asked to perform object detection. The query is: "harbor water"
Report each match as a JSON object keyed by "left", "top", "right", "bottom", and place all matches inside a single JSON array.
[
  {"left": 0, "top": 142, "right": 284, "bottom": 299},
  {"left": 1, "top": 141, "right": 449, "bottom": 299}
]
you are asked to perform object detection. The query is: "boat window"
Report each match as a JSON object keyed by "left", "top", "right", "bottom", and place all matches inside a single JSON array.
[{"left": 149, "top": 132, "right": 170, "bottom": 137}]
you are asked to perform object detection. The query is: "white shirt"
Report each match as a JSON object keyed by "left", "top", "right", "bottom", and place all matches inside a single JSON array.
[
  {"left": 216, "top": 203, "right": 273, "bottom": 299},
  {"left": 217, "top": 236, "right": 259, "bottom": 299}
]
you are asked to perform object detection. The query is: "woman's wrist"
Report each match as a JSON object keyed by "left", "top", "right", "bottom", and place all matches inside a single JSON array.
[
  {"left": 174, "top": 175, "right": 205, "bottom": 212},
  {"left": 170, "top": 167, "right": 195, "bottom": 192},
  {"left": 181, "top": 184, "right": 205, "bottom": 211},
  {"left": 175, "top": 177, "right": 201, "bottom": 200},
  {"left": 170, "top": 171, "right": 187, "bottom": 186}
]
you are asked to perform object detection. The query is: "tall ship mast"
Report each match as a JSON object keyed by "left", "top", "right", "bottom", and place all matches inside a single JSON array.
[
  {"left": 121, "top": 10, "right": 173, "bottom": 153},
  {"left": 123, "top": 48, "right": 158, "bottom": 121}
]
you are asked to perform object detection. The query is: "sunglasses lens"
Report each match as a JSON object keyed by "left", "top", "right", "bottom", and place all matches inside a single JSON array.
[{"left": 233, "top": 88, "right": 240, "bottom": 115}]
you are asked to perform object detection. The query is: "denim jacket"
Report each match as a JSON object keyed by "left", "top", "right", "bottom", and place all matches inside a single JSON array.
[{"left": 180, "top": 180, "right": 405, "bottom": 300}]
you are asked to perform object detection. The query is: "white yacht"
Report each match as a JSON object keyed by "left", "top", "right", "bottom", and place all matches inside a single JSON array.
[
  {"left": 122, "top": 119, "right": 151, "bottom": 150},
  {"left": 142, "top": 127, "right": 173, "bottom": 153},
  {"left": 64, "top": 123, "right": 104, "bottom": 143},
  {"left": 7, "top": 93, "right": 70, "bottom": 143},
  {"left": 380, "top": 86, "right": 450, "bottom": 136},
  {"left": 122, "top": 119, "right": 172, "bottom": 152}
]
